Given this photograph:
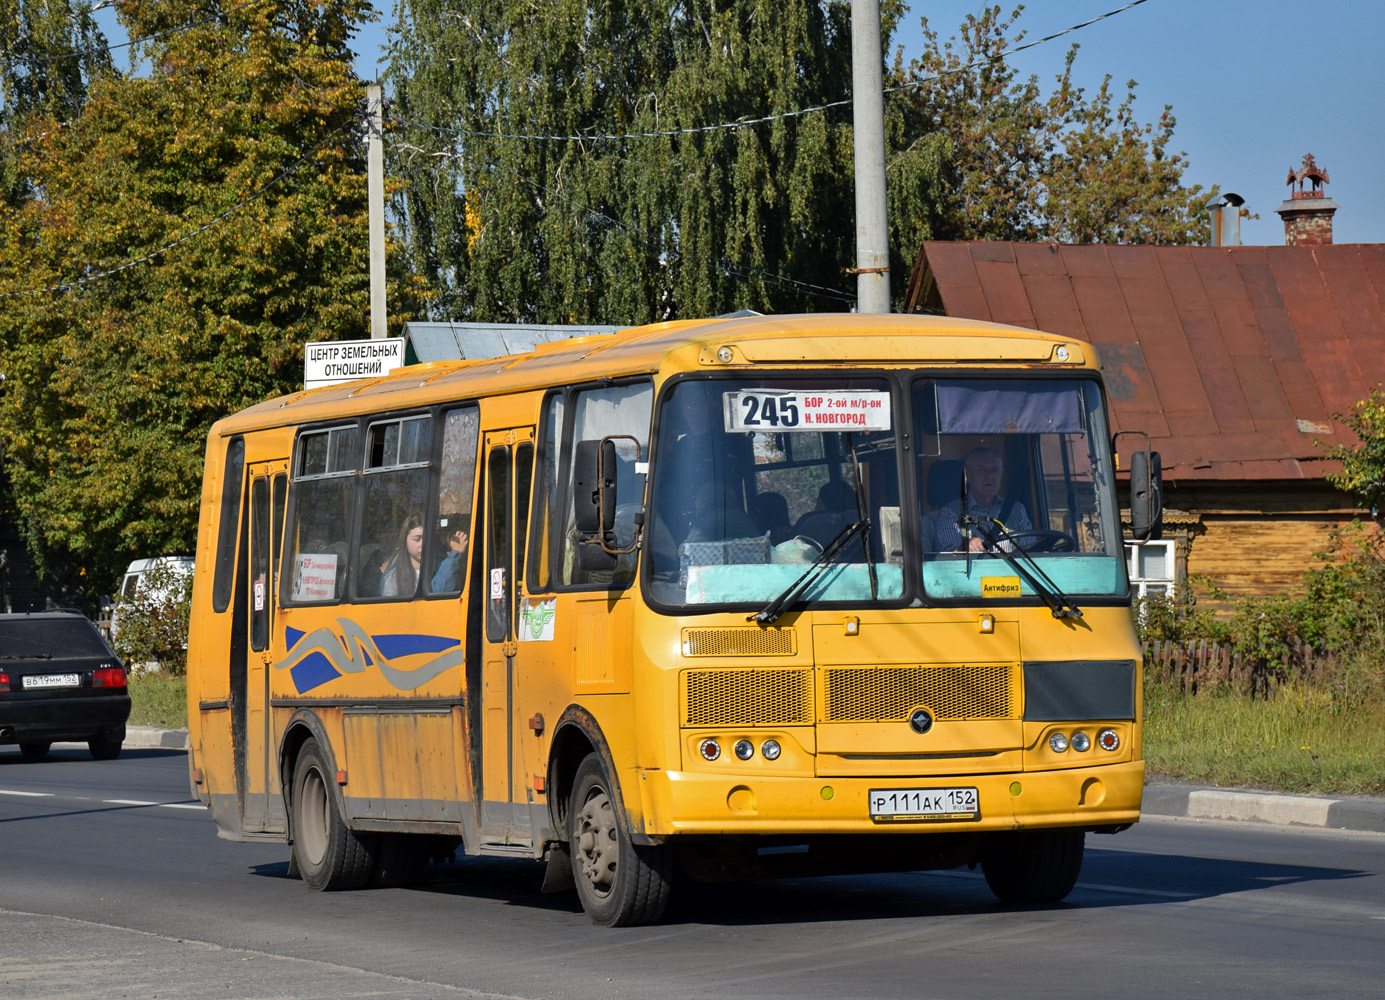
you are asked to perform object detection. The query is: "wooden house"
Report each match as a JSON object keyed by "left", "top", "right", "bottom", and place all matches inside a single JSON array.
[{"left": 902, "top": 238, "right": 1385, "bottom": 604}]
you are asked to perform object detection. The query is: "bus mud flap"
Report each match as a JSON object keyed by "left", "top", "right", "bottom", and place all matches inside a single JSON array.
[{"left": 540, "top": 843, "right": 575, "bottom": 893}]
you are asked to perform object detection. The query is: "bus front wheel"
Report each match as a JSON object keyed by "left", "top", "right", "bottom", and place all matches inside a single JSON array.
[
  {"left": 291, "top": 738, "right": 376, "bottom": 891},
  {"left": 981, "top": 829, "right": 1085, "bottom": 904},
  {"left": 569, "top": 754, "right": 671, "bottom": 926}
]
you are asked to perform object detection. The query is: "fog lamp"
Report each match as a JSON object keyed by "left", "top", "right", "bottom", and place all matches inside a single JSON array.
[
  {"left": 699, "top": 738, "right": 721, "bottom": 761},
  {"left": 1048, "top": 732, "right": 1069, "bottom": 753}
]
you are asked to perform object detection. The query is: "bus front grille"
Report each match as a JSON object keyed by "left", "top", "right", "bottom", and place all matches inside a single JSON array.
[
  {"left": 683, "top": 668, "right": 813, "bottom": 727},
  {"left": 822, "top": 664, "right": 1018, "bottom": 722},
  {"left": 681, "top": 627, "right": 797, "bottom": 657}
]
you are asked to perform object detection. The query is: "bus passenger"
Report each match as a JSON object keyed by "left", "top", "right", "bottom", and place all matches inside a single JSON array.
[
  {"left": 380, "top": 514, "right": 425, "bottom": 597},
  {"left": 430, "top": 528, "right": 469, "bottom": 593}
]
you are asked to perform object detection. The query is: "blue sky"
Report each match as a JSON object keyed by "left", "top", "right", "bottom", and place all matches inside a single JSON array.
[{"left": 99, "top": 0, "right": 1385, "bottom": 245}]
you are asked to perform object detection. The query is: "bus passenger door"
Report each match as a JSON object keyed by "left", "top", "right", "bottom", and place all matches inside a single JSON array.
[
  {"left": 476, "top": 428, "right": 535, "bottom": 845},
  {"left": 243, "top": 461, "right": 288, "bottom": 834}
]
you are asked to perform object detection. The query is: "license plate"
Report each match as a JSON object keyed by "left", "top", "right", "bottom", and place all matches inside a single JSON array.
[
  {"left": 21, "top": 673, "right": 81, "bottom": 690},
  {"left": 869, "top": 786, "right": 980, "bottom": 823}
]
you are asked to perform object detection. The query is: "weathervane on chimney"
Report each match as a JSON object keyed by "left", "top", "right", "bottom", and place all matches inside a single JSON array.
[
  {"left": 1287, "top": 154, "right": 1329, "bottom": 200},
  {"left": 1277, "top": 153, "right": 1338, "bottom": 246}
]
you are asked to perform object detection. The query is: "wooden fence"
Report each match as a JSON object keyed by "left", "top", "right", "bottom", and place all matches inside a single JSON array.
[{"left": 1142, "top": 639, "right": 1334, "bottom": 697}]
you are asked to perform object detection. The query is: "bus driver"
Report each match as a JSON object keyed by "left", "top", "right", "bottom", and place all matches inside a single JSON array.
[{"left": 928, "top": 447, "right": 1031, "bottom": 552}]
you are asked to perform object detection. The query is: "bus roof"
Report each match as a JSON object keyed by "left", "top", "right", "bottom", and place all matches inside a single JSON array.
[{"left": 212, "top": 313, "right": 1097, "bottom": 436}]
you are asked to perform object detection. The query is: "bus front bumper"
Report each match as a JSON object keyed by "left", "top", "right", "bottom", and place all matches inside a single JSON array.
[{"left": 633, "top": 760, "right": 1144, "bottom": 839}]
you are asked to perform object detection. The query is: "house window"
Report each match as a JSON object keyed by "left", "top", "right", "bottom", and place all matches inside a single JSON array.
[{"left": 1126, "top": 539, "right": 1176, "bottom": 599}]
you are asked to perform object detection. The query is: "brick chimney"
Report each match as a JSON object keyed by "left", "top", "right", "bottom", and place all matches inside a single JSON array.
[{"left": 1276, "top": 153, "right": 1338, "bottom": 246}]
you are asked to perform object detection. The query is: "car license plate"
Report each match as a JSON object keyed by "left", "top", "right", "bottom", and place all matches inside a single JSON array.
[
  {"left": 869, "top": 786, "right": 980, "bottom": 823},
  {"left": 21, "top": 673, "right": 81, "bottom": 690}
]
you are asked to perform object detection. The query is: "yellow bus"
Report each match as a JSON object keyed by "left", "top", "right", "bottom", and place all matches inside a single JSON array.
[{"left": 186, "top": 313, "right": 1157, "bottom": 925}]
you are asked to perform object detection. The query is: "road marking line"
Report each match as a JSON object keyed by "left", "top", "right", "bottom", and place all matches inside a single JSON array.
[
  {"left": 160, "top": 803, "right": 206, "bottom": 810},
  {"left": 1076, "top": 881, "right": 1196, "bottom": 899},
  {"left": 103, "top": 799, "right": 157, "bottom": 806},
  {"left": 0, "top": 789, "right": 53, "bottom": 797}
]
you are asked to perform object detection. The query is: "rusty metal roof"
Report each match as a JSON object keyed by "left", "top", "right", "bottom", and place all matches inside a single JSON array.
[{"left": 906, "top": 241, "right": 1385, "bottom": 481}]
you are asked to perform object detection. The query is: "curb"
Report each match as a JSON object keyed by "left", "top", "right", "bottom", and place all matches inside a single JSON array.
[
  {"left": 124, "top": 726, "right": 189, "bottom": 750},
  {"left": 1143, "top": 782, "right": 1385, "bottom": 834}
]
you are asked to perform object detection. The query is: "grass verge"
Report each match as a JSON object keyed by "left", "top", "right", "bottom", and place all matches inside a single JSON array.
[
  {"left": 128, "top": 670, "right": 188, "bottom": 730},
  {"left": 1143, "top": 678, "right": 1385, "bottom": 797}
]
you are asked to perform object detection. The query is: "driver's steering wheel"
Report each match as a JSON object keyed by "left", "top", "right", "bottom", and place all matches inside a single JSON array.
[{"left": 1002, "top": 529, "right": 1078, "bottom": 553}]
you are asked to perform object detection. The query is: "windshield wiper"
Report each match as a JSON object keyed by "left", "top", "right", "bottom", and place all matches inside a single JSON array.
[
  {"left": 751, "top": 518, "right": 870, "bottom": 625},
  {"left": 847, "top": 434, "right": 878, "bottom": 601},
  {"left": 960, "top": 515, "right": 1083, "bottom": 620}
]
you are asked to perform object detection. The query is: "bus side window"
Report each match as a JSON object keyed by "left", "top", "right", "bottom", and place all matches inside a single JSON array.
[
  {"left": 356, "top": 415, "right": 432, "bottom": 601},
  {"left": 429, "top": 406, "right": 479, "bottom": 596},
  {"left": 284, "top": 425, "right": 359, "bottom": 604},
  {"left": 211, "top": 437, "right": 245, "bottom": 614},
  {"left": 527, "top": 392, "right": 565, "bottom": 593}
]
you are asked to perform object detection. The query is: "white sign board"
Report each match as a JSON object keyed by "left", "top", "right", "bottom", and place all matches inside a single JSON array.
[
  {"left": 304, "top": 338, "right": 405, "bottom": 389},
  {"left": 292, "top": 553, "right": 338, "bottom": 602},
  {"left": 723, "top": 390, "right": 892, "bottom": 432}
]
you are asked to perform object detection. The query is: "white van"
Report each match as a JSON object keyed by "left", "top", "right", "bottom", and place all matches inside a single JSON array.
[{"left": 109, "top": 555, "right": 195, "bottom": 640}]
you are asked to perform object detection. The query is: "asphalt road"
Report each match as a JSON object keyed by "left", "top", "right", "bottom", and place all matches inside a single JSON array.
[{"left": 2, "top": 745, "right": 1383, "bottom": 999}]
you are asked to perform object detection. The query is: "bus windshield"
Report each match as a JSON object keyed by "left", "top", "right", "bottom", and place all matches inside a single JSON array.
[
  {"left": 914, "top": 376, "right": 1125, "bottom": 602},
  {"left": 646, "top": 373, "right": 1126, "bottom": 610},
  {"left": 646, "top": 377, "right": 902, "bottom": 608}
]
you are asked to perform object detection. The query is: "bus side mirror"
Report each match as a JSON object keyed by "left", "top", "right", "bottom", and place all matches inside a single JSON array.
[
  {"left": 572, "top": 440, "right": 615, "bottom": 534},
  {"left": 1129, "top": 449, "right": 1163, "bottom": 541}
]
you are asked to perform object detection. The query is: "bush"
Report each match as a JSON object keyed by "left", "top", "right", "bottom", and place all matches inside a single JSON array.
[
  {"left": 111, "top": 560, "right": 193, "bottom": 674},
  {"left": 1138, "top": 521, "right": 1385, "bottom": 699}
]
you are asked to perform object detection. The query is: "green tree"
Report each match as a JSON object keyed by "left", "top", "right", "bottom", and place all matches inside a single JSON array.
[
  {"left": 1325, "top": 386, "right": 1385, "bottom": 514},
  {"left": 888, "top": 5, "right": 1212, "bottom": 252},
  {"left": 389, "top": 3, "right": 1210, "bottom": 322},
  {"left": 0, "top": 0, "right": 417, "bottom": 594},
  {"left": 387, "top": 0, "right": 907, "bottom": 322}
]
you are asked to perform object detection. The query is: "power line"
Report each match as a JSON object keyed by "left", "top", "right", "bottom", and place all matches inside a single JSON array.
[
  {"left": 0, "top": 119, "right": 356, "bottom": 298},
  {"left": 385, "top": 0, "right": 1152, "bottom": 145},
  {"left": 391, "top": 132, "right": 857, "bottom": 306},
  {"left": 21, "top": 0, "right": 269, "bottom": 66}
]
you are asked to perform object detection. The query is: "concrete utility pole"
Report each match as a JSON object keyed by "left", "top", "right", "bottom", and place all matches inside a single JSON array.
[
  {"left": 367, "top": 83, "right": 387, "bottom": 339},
  {"left": 850, "top": 0, "right": 890, "bottom": 313}
]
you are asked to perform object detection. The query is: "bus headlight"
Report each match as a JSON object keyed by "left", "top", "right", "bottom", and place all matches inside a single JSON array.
[
  {"left": 1048, "top": 732, "right": 1069, "bottom": 753},
  {"left": 734, "top": 740, "right": 754, "bottom": 760},
  {"left": 761, "top": 740, "right": 782, "bottom": 761},
  {"left": 1070, "top": 731, "right": 1091, "bottom": 752}
]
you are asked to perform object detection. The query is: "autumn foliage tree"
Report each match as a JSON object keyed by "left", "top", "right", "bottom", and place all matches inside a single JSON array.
[{"left": 0, "top": 0, "right": 413, "bottom": 593}]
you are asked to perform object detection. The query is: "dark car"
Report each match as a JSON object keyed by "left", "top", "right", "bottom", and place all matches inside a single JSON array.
[{"left": 0, "top": 612, "right": 131, "bottom": 760}]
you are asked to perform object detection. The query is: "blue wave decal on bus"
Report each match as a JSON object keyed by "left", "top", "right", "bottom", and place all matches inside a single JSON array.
[{"left": 276, "top": 621, "right": 463, "bottom": 693}]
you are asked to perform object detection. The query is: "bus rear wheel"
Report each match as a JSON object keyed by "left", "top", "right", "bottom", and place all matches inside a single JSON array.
[
  {"left": 569, "top": 754, "right": 671, "bottom": 926},
  {"left": 291, "top": 738, "right": 376, "bottom": 891},
  {"left": 981, "top": 829, "right": 1085, "bottom": 904}
]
